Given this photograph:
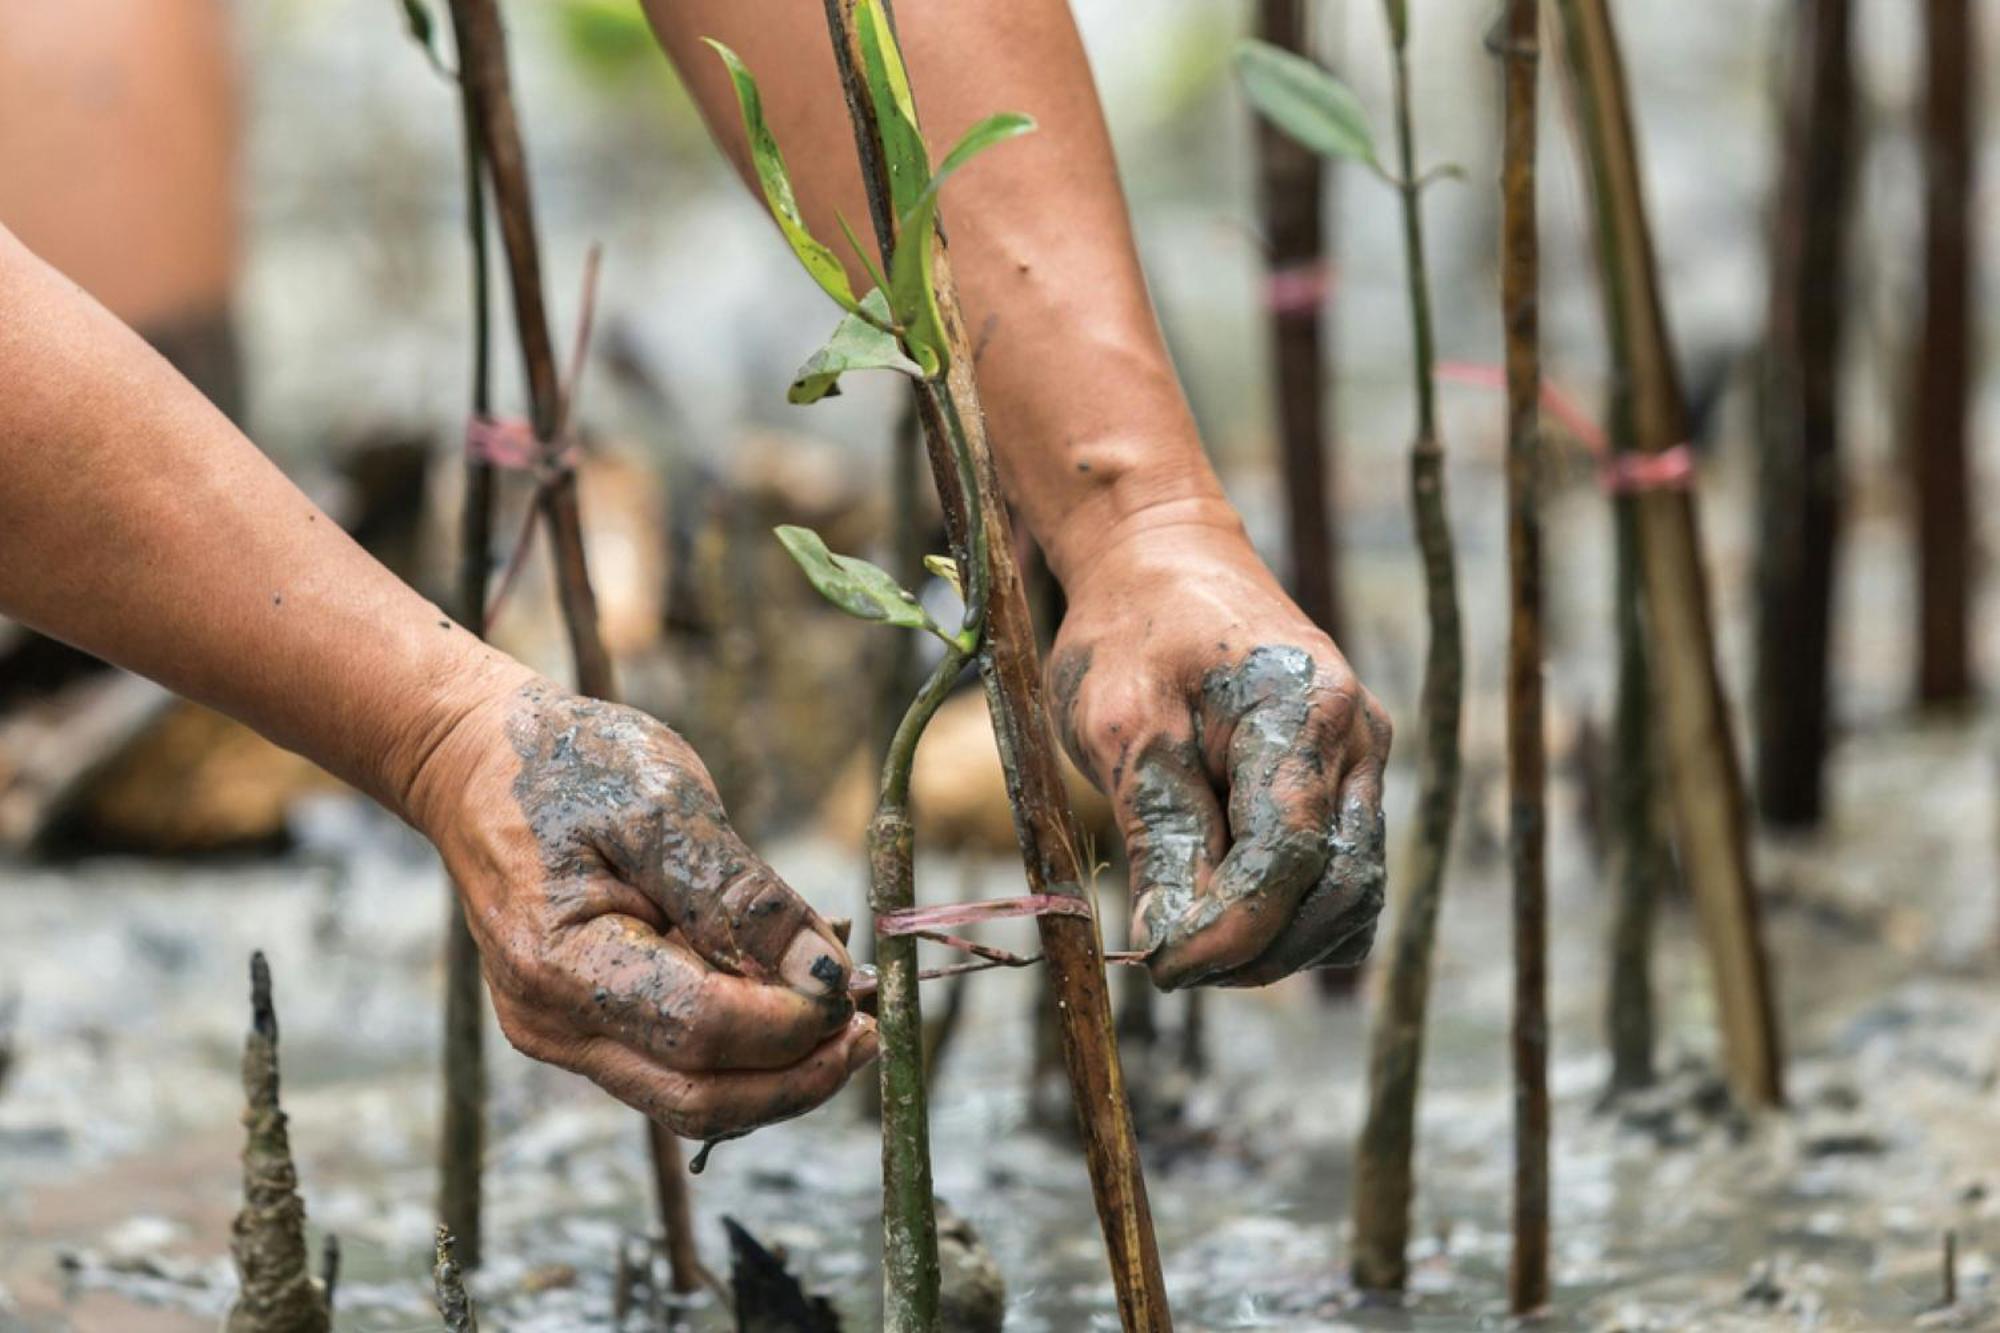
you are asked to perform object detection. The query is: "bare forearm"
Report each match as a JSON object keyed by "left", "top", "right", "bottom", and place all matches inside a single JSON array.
[
  {"left": 644, "top": 0, "right": 1237, "bottom": 584},
  {"left": 0, "top": 228, "right": 523, "bottom": 815}
]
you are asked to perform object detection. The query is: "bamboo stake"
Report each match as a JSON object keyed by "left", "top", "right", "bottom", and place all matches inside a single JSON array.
[
  {"left": 1754, "top": 0, "right": 1853, "bottom": 827},
  {"left": 1911, "top": 0, "right": 1978, "bottom": 706},
  {"left": 1549, "top": 0, "right": 1667, "bottom": 1102},
  {"left": 1349, "top": 0, "right": 1466, "bottom": 1293},
  {"left": 438, "top": 0, "right": 494, "bottom": 1265},
  {"left": 446, "top": 0, "right": 705, "bottom": 1289},
  {"left": 1254, "top": 0, "right": 1341, "bottom": 644},
  {"left": 819, "top": 4, "right": 1171, "bottom": 1325},
  {"left": 1553, "top": 0, "right": 1785, "bottom": 1110},
  {"left": 1499, "top": 0, "right": 1549, "bottom": 1313}
]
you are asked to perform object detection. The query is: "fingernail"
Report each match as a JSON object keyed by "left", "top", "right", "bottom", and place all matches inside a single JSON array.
[
  {"left": 847, "top": 1023, "right": 880, "bottom": 1073},
  {"left": 780, "top": 931, "right": 842, "bottom": 997}
]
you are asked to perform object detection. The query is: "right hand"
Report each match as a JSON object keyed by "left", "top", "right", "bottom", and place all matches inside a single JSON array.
[{"left": 407, "top": 673, "right": 876, "bottom": 1141}]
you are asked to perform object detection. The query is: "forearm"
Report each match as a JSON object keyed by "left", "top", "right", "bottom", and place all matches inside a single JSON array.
[
  {"left": 0, "top": 227, "right": 525, "bottom": 816},
  {"left": 644, "top": 0, "right": 1240, "bottom": 585}
]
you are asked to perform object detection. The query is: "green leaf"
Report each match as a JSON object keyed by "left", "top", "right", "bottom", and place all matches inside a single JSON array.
[
  {"left": 923, "top": 553, "right": 963, "bottom": 599},
  {"left": 704, "top": 39, "right": 860, "bottom": 314},
  {"left": 883, "top": 113, "right": 1034, "bottom": 378},
  {"left": 837, "top": 212, "right": 891, "bottom": 298},
  {"left": 399, "top": 0, "right": 447, "bottom": 73},
  {"left": 1234, "top": 39, "right": 1377, "bottom": 165},
  {"left": 855, "top": 0, "right": 929, "bottom": 221},
  {"left": 774, "top": 525, "right": 933, "bottom": 631},
  {"left": 788, "top": 290, "right": 922, "bottom": 405}
]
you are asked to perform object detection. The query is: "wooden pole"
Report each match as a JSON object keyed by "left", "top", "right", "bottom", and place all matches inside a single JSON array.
[
  {"left": 438, "top": 0, "right": 494, "bottom": 1266},
  {"left": 1349, "top": 0, "right": 1466, "bottom": 1292},
  {"left": 1554, "top": 0, "right": 1785, "bottom": 1110},
  {"left": 1754, "top": 0, "right": 1854, "bottom": 827},
  {"left": 1911, "top": 0, "right": 1978, "bottom": 706},
  {"left": 1499, "top": 0, "right": 1549, "bottom": 1313},
  {"left": 1254, "top": 0, "right": 1340, "bottom": 644},
  {"left": 821, "top": 4, "right": 1172, "bottom": 1325},
  {"left": 446, "top": 0, "right": 705, "bottom": 1290}
]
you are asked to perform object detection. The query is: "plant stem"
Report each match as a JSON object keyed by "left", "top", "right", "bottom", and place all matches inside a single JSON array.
[
  {"left": 445, "top": 0, "right": 702, "bottom": 1276},
  {"left": 433, "top": 1226, "right": 480, "bottom": 1333},
  {"left": 1911, "top": 0, "right": 1977, "bottom": 706},
  {"left": 821, "top": 4, "right": 1171, "bottom": 1326},
  {"left": 1349, "top": 0, "right": 1464, "bottom": 1293},
  {"left": 1553, "top": 0, "right": 1784, "bottom": 1110},
  {"left": 867, "top": 647, "right": 968, "bottom": 1332},
  {"left": 1499, "top": 0, "right": 1549, "bottom": 1313},
  {"left": 439, "top": 0, "right": 493, "bottom": 1266},
  {"left": 1254, "top": 0, "right": 1340, "bottom": 645},
  {"left": 1754, "top": 0, "right": 1853, "bottom": 827}
]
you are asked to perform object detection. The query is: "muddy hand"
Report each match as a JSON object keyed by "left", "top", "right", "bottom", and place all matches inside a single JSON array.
[
  {"left": 408, "top": 675, "right": 876, "bottom": 1139},
  {"left": 1048, "top": 524, "right": 1391, "bottom": 990}
]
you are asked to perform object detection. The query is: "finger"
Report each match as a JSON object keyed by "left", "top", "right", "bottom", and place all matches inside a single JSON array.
[
  {"left": 572, "top": 1014, "right": 879, "bottom": 1142},
  {"left": 1113, "top": 738, "right": 1227, "bottom": 956},
  {"left": 1150, "top": 647, "right": 1351, "bottom": 987},
  {"left": 1212, "top": 695, "right": 1390, "bottom": 986},
  {"left": 552, "top": 914, "right": 852, "bottom": 1072},
  {"left": 648, "top": 827, "right": 854, "bottom": 1002}
]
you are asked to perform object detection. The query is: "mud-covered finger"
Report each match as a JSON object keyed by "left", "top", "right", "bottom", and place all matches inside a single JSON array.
[
  {"left": 1113, "top": 737, "right": 1227, "bottom": 957},
  {"left": 552, "top": 915, "right": 852, "bottom": 1072},
  {"left": 572, "top": 1014, "right": 879, "bottom": 1141},
  {"left": 658, "top": 838, "right": 853, "bottom": 1001}
]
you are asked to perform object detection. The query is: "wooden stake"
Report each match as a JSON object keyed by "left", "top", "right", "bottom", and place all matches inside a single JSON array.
[
  {"left": 1754, "top": 0, "right": 1853, "bottom": 827},
  {"left": 1500, "top": 0, "right": 1549, "bottom": 1313},
  {"left": 820, "top": 4, "right": 1171, "bottom": 1325},
  {"left": 1349, "top": 0, "right": 1466, "bottom": 1292},
  {"left": 438, "top": 0, "right": 494, "bottom": 1264},
  {"left": 1911, "top": 0, "right": 1978, "bottom": 706},
  {"left": 1553, "top": 0, "right": 1785, "bottom": 1110},
  {"left": 1254, "top": 0, "right": 1341, "bottom": 645},
  {"left": 445, "top": 0, "right": 703, "bottom": 1280}
]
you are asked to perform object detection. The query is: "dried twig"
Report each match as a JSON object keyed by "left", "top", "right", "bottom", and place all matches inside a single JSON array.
[{"left": 433, "top": 1226, "right": 480, "bottom": 1333}]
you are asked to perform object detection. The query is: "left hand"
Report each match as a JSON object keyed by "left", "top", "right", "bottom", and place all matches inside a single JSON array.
[{"left": 1046, "top": 521, "right": 1391, "bottom": 990}]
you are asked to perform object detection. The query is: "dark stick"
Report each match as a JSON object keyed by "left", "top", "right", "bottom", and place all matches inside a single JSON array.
[
  {"left": 1554, "top": 0, "right": 1784, "bottom": 1110},
  {"left": 821, "top": 4, "right": 1172, "bottom": 1325},
  {"left": 446, "top": 0, "right": 699, "bottom": 1277},
  {"left": 1911, "top": 0, "right": 1977, "bottom": 706},
  {"left": 1500, "top": 0, "right": 1549, "bottom": 1313},
  {"left": 1754, "top": 0, "right": 1853, "bottom": 827},
  {"left": 1349, "top": 0, "right": 1465, "bottom": 1293},
  {"left": 439, "top": 0, "right": 493, "bottom": 1266},
  {"left": 1254, "top": 0, "right": 1340, "bottom": 646}
]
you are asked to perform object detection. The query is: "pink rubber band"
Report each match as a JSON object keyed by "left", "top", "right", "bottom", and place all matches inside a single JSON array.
[
  {"left": 875, "top": 894, "right": 1094, "bottom": 937},
  {"left": 1602, "top": 443, "right": 1696, "bottom": 495},
  {"left": 1266, "top": 259, "right": 1334, "bottom": 316}
]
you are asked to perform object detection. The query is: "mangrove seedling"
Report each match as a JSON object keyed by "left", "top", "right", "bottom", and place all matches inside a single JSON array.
[
  {"left": 712, "top": 1, "right": 1172, "bottom": 1323},
  {"left": 1238, "top": 6, "right": 1465, "bottom": 1294}
]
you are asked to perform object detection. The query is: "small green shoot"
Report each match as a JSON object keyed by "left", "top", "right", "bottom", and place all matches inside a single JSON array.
[
  {"left": 789, "top": 291, "right": 922, "bottom": 404},
  {"left": 1234, "top": 38, "right": 1378, "bottom": 167},
  {"left": 775, "top": 524, "right": 959, "bottom": 644}
]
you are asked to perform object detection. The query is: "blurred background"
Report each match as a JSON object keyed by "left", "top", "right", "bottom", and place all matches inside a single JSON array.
[{"left": 0, "top": 0, "right": 1996, "bottom": 1329}]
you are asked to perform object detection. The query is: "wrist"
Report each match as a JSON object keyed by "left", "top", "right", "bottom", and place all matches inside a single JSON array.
[
  {"left": 1034, "top": 439, "right": 1243, "bottom": 593},
  {"left": 382, "top": 637, "right": 539, "bottom": 835}
]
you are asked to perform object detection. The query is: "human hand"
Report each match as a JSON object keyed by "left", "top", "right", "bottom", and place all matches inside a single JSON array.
[
  {"left": 407, "top": 675, "right": 875, "bottom": 1140},
  {"left": 1047, "top": 522, "right": 1391, "bottom": 989}
]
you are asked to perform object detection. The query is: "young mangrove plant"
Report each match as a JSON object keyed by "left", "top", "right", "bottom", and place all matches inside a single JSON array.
[
  {"left": 228, "top": 952, "right": 331, "bottom": 1333},
  {"left": 1554, "top": 0, "right": 1785, "bottom": 1110},
  {"left": 710, "top": 1, "right": 1171, "bottom": 1323},
  {"left": 1498, "top": 0, "right": 1549, "bottom": 1314},
  {"left": 1237, "top": 0, "right": 1464, "bottom": 1293}
]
